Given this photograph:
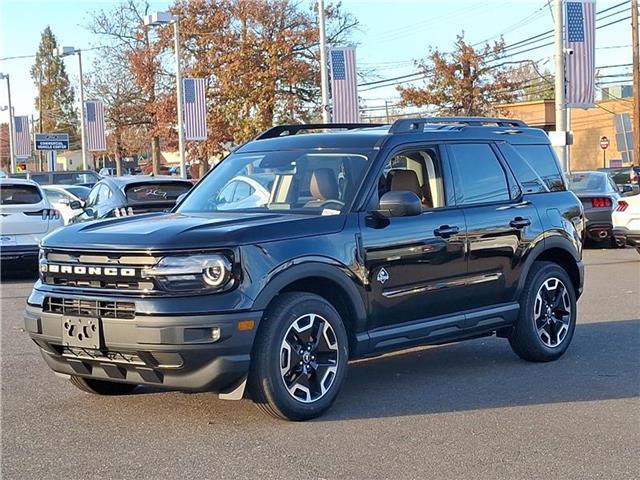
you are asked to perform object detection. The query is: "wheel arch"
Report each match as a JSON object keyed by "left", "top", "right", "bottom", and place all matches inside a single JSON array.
[
  {"left": 517, "top": 237, "right": 583, "bottom": 299},
  {"left": 252, "top": 261, "right": 369, "bottom": 355}
]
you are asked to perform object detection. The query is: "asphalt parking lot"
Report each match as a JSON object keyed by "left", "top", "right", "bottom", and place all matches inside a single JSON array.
[{"left": 1, "top": 248, "right": 639, "bottom": 480}]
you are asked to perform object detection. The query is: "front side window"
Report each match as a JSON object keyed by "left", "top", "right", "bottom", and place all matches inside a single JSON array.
[
  {"left": 449, "top": 143, "right": 511, "bottom": 205},
  {"left": 375, "top": 147, "right": 446, "bottom": 210},
  {"left": 179, "top": 150, "right": 371, "bottom": 214}
]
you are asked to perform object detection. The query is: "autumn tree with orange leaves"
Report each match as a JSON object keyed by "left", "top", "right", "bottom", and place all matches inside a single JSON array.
[{"left": 398, "top": 34, "right": 521, "bottom": 116}]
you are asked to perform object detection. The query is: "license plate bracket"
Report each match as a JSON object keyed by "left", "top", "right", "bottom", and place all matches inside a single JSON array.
[{"left": 62, "top": 317, "right": 101, "bottom": 349}]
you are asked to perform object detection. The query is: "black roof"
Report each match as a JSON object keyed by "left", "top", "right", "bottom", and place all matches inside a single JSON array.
[{"left": 238, "top": 117, "right": 550, "bottom": 153}]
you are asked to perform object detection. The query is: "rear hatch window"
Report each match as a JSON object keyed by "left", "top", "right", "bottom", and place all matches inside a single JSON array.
[
  {"left": 0, "top": 185, "right": 42, "bottom": 205},
  {"left": 124, "top": 182, "right": 191, "bottom": 203}
]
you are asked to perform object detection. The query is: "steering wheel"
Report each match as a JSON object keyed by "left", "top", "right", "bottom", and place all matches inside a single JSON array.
[{"left": 317, "top": 199, "right": 344, "bottom": 210}]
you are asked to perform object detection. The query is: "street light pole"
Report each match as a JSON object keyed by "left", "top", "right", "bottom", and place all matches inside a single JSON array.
[
  {"left": 173, "top": 18, "right": 186, "bottom": 179},
  {"left": 1, "top": 73, "right": 16, "bottom": 173},
  {"left": 57, "top": 47, "right": 88, "bottom": 170},
  {"left": 144, "top": 12, "right": 187, "bottom": 178},
  {"left": 318, "top": 0, "right": 331, "bottom": 123},
  {"left": 554, "top": 0, "right": 568, "bottom": 173}
]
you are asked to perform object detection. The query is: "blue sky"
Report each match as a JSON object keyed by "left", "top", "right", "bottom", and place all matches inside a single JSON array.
[{"left": 0, "top": 0, "right": 634, "bottom": 125}]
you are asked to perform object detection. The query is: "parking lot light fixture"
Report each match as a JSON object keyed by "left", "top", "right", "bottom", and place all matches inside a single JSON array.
[
  {"left": 56, "top": 47, "right": 88, "bottom": 170},
  {"left": 143, "top": 11, "right": 187, "bottom": 179}
]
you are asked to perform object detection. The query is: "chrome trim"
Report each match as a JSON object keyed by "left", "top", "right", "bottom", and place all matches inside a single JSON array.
[{"left": 382, "top": 273, "right": 502, "bottom": 299}]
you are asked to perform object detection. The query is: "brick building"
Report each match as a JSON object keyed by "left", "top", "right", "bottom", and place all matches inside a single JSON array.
[{"left": 496, "top": 96, "right": 635, "bottom": 171}]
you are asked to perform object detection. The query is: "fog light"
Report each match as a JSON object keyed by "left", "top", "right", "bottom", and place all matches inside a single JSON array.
[{"left": 211, "top": 327, "right": 221, "bottom": 342}]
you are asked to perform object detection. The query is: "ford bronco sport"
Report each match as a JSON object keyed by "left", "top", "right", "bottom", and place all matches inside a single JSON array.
[{"left": 25, "top": 117, "right": 585, "bottom": 421}]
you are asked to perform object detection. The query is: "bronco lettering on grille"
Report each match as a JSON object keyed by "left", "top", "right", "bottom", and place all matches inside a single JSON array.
[{"left": 40, "top": 264, "right": 137, "bottom": 277}]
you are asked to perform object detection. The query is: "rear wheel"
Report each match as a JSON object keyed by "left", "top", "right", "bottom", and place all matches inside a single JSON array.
[
  {"left": 509, "top": 262, "right": 577, "bottom": 362},
  {"left": 70, "top": 376, "right": 138, "bottom": 395},
  {"left": 249, "top": 292, "right": 349, "bottom": 421}
]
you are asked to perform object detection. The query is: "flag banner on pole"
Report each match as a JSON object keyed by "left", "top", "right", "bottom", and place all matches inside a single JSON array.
[
  {"left": 565, "top": 0, "right": 596, "bottom": 108},
  {"left": 14, "top": 116, "right": 31, "bottom": 158},
  {"left": 85, "top": 100, "right": 107, "bottom": 151},
  {"left": 329, "top": 47, "right": 359, "bottom": 123},
  {"left": 183, "top": 78, "right": 207, "bottom": 141}
]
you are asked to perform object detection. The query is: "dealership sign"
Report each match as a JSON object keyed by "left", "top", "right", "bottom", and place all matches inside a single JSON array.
[{"left": 35, "top": 133, "right": 69, "bottom": 151}]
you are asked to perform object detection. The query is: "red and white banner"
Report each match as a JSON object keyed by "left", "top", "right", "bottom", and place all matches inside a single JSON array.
[
  {"left": 85, "top": 100, "right": 107, "bottom": 151},
  {"left": 330, "top": 47, "right": 359, "bottom": 123},
  {"left": 183, "top": 78, "right": 208, "bottom": 141},
  {"left": 14, "top": 115, "right": 31, "bottom": 158}
]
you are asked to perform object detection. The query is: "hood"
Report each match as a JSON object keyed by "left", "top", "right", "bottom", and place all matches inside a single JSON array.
[{"left": 41, "top": 211, "right": 346, "bottom": 251}]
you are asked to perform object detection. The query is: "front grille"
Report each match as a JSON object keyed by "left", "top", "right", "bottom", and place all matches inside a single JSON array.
[
  {"left": 44, "top": 297, "right": 136, "bottom": 319},
  {"left": 41, "top": 249, "right": 158, "bottom": 292}
]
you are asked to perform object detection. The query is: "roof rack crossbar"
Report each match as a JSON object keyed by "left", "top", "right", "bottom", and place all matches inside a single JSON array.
[
  {"left": 255, "top": 123, "right": 384, "bottom": 140},
  {"left": 389, "top": 117, "right": 528, "bottom": 133}
]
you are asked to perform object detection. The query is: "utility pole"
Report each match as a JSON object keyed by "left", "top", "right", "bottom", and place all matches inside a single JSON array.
[
  {"left": 0, "top": 73, "right": 16, "bottom": 173},
  {"left": 318, "top": 0, "right": 331, "bottom": 123},
  {"left": 77, "top": 51, "right": 88, "bottom": 170},
  {"left": 554, "top": 0, "right": 568, "bottom": 172},
  {"left": 38, "top": 68, "right": 44, "bottom": 171},
  {"left": 632, "top": 0, "right": 639, "bottom": 165},
  {"left": 174, "top": 18, "right": 186, "bottom": 179}
]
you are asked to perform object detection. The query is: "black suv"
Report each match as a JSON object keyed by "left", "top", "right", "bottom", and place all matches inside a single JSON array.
[{"left": 25, "top": 117, "right": 585, "bottom": 421}]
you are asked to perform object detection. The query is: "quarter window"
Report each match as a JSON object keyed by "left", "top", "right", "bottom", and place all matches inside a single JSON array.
[
  {"left": 512, "top": 145, "right": 565, "bottom": 191},
  {"left": 449, "top": 143, "right": 511, "bottom": 205}
]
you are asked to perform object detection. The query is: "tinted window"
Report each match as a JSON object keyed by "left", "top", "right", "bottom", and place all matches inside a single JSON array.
[
  {"left": 499, "top": 144, "right": 547, "bottom": 194},
  {"left": 512, "top": 145, "right": 565, "bottom": 191},
  {"left": 449, "top": 144, "right": 510, "bottom": 205},
  {"left": 568, "top": 172, "right": 606, "bottom": 192},
  {"left": 124, "top": 182, "right": 191, "bottom": 202},
  {"left": 96, "top": 185, "right": 112, "bottom": 203},
  {"left": 0, "top": 185, "right": 42, "bottom": 204}
]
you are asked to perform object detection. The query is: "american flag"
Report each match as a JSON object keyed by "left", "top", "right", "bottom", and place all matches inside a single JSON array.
[
  {"left": 565, "top": 0, "right": 596, "bottom": 108},
  {"left": 183, "top": 78, "right": 207, "bottom": 141},
  {"left": 85, "top": 100, "right": 107, "bottom": 151},
  {"left": 330, "top": 48, "right": 359, "bottom": 123},
  {"left": 13, "top": 116, "right": 31, "bottom": 158}
]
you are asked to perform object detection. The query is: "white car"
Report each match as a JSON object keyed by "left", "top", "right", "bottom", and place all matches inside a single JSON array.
[
  {"left": 215, "top": 175, "right": 272, "bottom": 211},
  {"left": 0, "top": 179, "right": 64, "bottom": 263},
  {"left": 42, "top": 185, "right": 90, "bottom": 224},
  {"left": 613, "top": 193, "right": 640, "bottom": 254}
]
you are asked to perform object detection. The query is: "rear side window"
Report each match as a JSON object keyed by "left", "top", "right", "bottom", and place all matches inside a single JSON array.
[
  {"left": 448, "top": 143, "right": 511, "bottom": 205},
  {"left": 0, "top": 185, "right": 42, "bottom": 205},
  {"left": 124, "top": 182, "right": 191, "bottom": 203},
  {"left": 511, "top": 145, "right": 565, "bottom": 192}
]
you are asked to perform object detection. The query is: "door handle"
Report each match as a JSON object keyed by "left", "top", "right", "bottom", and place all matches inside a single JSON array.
[
  {"left": 510, "top": 217, "right": 531, "bottom": 229},
  {"left": 434, "top": 225, "right": 460, "bottom": 237}
]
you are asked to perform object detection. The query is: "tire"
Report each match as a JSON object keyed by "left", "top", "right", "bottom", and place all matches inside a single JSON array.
[
  {"left": 509, "top": 261, "right": 577, "bottom": 362},
  {"left": 248, "top": 292, "right": 349, "bottom": 421},
  {"left": 69, "top": 376, "right": 138, "bottom": 395}
]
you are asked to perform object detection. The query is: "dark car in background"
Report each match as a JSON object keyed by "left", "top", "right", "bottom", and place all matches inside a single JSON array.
[
  {"left": 598, "top": 166, "right": 640, "bottom": 194},
  {"left": 9, "top": 170, "right": 101, "bottom": 188},
  {"left": 71, "top": 175, "right": 193, "bottom": 223},
  {"left": 568, "top": 171, "right": 622, "bottom": 246}
]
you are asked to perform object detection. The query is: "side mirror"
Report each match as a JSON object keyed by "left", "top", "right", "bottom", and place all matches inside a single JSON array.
[
  {"left": 84, "top": 208, "right": 95, "bottom": 218},
  {"left": 69, "top": 200, "right": 83, "bottom": 210},
  {"left": 376, "top": 191, "right": 422, "bottom": 217}
]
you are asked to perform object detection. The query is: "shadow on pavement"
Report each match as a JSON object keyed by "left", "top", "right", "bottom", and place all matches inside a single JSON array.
[{"left": 321, "top": 318, "right": 640, "bottom": 421}]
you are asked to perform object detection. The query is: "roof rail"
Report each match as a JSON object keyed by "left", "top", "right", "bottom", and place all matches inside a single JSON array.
[
  {"left": 389, "top": 117, "right": 528, "bottom": 133},
  {"left": 254, "top": 123, "right": 384, "bottom": 140}
]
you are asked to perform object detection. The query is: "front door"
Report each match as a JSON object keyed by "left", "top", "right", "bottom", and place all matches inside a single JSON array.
[{"left": 359, "top": 146, "right": 467, "bottom": 330}]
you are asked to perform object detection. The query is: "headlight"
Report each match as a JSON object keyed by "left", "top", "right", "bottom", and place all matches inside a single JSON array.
[{"left": 143, "top": 254, "right": 233, "bottom": 292}]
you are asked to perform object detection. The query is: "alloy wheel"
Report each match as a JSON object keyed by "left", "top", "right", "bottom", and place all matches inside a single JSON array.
[
  {"left": 279, "top": 313, "right": 339, "bottom": 403},
  {"left": 534, "top": 277, "right": 572, "bottom": 348}
]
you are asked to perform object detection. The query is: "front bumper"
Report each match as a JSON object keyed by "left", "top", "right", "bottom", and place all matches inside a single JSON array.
[{"left": 24, "top": 303, "right": 262, "bottom": 393}]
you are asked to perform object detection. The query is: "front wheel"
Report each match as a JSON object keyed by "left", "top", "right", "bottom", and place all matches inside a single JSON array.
[
  {"left": 249, "top": 292, "right": 349, "bottom": 421},
  {"left": 509, "top": 262, "right": 577, "bottom": 362}
]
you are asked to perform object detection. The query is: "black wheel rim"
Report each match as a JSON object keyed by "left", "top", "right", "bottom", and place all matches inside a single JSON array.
[
  {"left": 534, "top": 277, "right": 571, "bottom": 348},
  {"left": 279, "top": 313, "right": 339, "bottom": 403}
]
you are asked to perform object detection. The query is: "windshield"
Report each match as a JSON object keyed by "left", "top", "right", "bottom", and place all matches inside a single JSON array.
[
  {"left": 568, "top": 172, "right": 605, "bottom": 192},
  {"left": 178, "top": 150, "right": 372, "bottom": 214}
]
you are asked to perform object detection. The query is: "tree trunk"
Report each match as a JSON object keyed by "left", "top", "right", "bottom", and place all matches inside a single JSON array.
[
  {"left": 115, "top": 127, "right": 123, "bottom": 177},
  {"left": 151, "top": 136, "right": 161, "bottom": 175}
]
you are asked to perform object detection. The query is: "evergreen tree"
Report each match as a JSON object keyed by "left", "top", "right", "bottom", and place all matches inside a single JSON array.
[{"left": 30, "top": 26, "right": 79, "bottom": 146}]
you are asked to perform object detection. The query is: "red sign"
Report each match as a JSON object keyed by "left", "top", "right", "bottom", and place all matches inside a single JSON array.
[{"left": 599, "top": 136, "right": 609, "bottom": 150}]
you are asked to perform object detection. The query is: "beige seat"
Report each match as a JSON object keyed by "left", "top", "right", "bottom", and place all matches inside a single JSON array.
[{"left": 305, "top": 168, "right": 340, "bottom": 207}]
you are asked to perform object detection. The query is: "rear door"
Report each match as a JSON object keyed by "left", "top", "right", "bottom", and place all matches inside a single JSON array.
[
  {"left": 0, "top": 184, "right": 50, "bottom": 236},
  {"left": 446, "top": 142, "right": 542, "bottom": 312}
]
